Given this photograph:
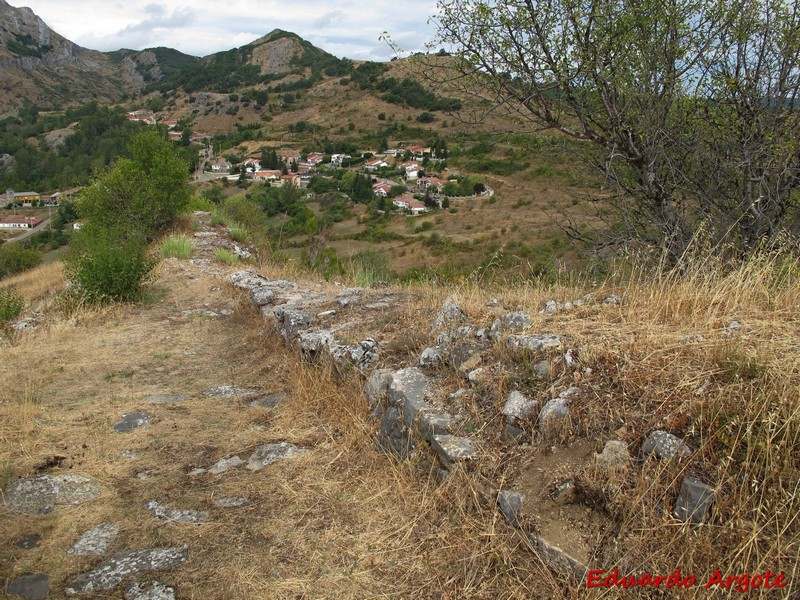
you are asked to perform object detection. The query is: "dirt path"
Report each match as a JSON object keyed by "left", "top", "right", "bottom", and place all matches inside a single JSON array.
[{"left": 0, "top": 230, "right": 547, "bottom": 599}]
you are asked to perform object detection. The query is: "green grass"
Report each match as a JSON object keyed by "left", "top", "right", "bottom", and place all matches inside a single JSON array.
[
  {"left": 214, "top": 248, "right": 241, "bottom": 265},
  {"left": 159, "top": 235, "right": 194, "bottom": 259},
  {"left": 228, "top": 226, "right": 249, "bottom": 245}
]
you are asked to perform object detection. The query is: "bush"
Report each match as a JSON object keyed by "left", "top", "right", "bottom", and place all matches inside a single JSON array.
[
  {"left": 0, "top": 287, "right": 24, "bottom": 322},
  {"left": 159, "top": 234, "right": 194, "bottom": 259},
  {"left": 0, "top": 243, "right": 42, "bottom": 279},
  {"left": 214, "top": 248, "right": 240, "bottom": 265},
  {"left": 66, "top": 226, "right": 156, "bottom": 303}
]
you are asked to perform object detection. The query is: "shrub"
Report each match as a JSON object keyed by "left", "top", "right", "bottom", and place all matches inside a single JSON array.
[
  {"left": 159, "top": 234, "right": 194, "bottom": 259},
  {"left": 214, "top": 248, "right": 240, "bottom": 265},
  {"left": 228, "top": 226, "right": 249, "bottom": 244},
  {"left": 0, "top": 243, "right": 42, "bottom": 279},
  {"left": 0, "top": 287, "right": 24, "bottom": 322},
  {"left": 66, "top": 226, "right": 156, "bottom": 303}
]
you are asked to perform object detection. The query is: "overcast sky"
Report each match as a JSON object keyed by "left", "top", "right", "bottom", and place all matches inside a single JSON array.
[{"left": 14, "top": 0, "right": 441, "bottom": 60}]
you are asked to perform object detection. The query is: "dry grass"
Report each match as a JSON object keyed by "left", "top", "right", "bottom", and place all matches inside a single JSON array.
[{"left": 0, "top": 261, "right": 66, "bottom": 305}]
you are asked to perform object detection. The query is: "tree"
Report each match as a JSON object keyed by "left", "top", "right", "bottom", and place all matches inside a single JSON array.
[
  {"left": 78, "top": 129, "right": 191, "bottom": 237},
  {"left": 431, "top": 0, "right": 800, "bottom": 262}
]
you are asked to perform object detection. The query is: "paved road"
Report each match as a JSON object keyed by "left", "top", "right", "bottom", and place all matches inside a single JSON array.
[{"left": 4, "top": 217, "right": 52, "bottom": 244}]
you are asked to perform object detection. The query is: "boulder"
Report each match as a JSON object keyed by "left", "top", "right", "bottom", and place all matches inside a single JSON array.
[
  {"left": 4, "top": 474, "right": 102, "bottom": 514},
  {"left": 431, "top": 295, "right": 467, "bottom": 331},
  {"left": 502, "top": 391, "right": 539, "bottom": 421},
  {"left": 68, "top": 523, "right": 119, "bottom": 556}
]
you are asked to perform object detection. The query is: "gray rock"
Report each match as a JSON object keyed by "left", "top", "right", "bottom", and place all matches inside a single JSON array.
[
  {"left": 68, "top": 523, "right": 119, "bottom": 556},
  {"left": 273, "top": 307, "right": 310, "bottom": 342},
  {"left": 448, "top": 388, "right": 473, "bottom": 402},
  {"left": 431, "top": 295, "right": 467, "bottom": 331},
  {"left": 604, "top": 294, "right": 622, "bottom": 305},
  {"left": 298, "top": 329, "right": 334, "bottom": 356},
  {"left": 419, "top": 346, "right": 442, "bottom": 367},
  {"left": 642, "top": 430, "right": 692, "bottom": 461},
  {"left": 124, "top": 581, "right": 176, "bottom": 600},
  {"left": 388, "top": 368, "right": 430, "bottom": 408},
  {"left": 466, "top": 367, "right": 487, "bottom": 384},
  {"left": 208, "top": 455, "right": 243, "bottom": 475},
  {"left": 4, "top": 474, "right": 102, "bottom": 514},
  {"left": 490, "top": 311, "right": 532, "bottom": 339},
  {"left": 538, "top": 390, "right": 576, "bottom": 433},
  {"left": 113, "top": 412, "right": 151, "bottom": 433},
  {"left": 507, "top": 334, "right": 562, "bottom": 352},
  {"left": 145, "top": 501, "right": 207, "bottom": 523},
  {"left": 377, "top": 407, "right": 414, "bottom": 458},
  {"left": 553, "top": 481, "right": 577, "bottom": 506},
  {"left": 249, "top": 286, "right": 276, "bottom": 308},
  {"left": 214, "top": 497, "right": 249, "bottom": 508},
  {"left": 16, "top": 534, "right": 41, "bottom": 549},
  {"left": 246, "top": 442, "right": 305, "bottom": 471},
  {"left": 436, "top": 326, "right": 475, "bottom": 348},
  {"left": 401, "top": 391, "right": 432, "bottom": 428},
  {"left": 498, "top": 490, "right": 524, "bottom": 526},
  {"left": 419, "top": 412, "right": 456, "bottom": 440},
  {"left": 364, "top": 369, "right": 393, "bottom": 414},
  {"left": 229, "top": 270, "right": 269, "bottom": 290},
  {"left": 540, "top": 300, "right": 565, "bottom": 314},
  {"left": 504, "top": 423, "right": 527, "bottom": 442},
  {"left": 673, "top": 477, "right": 715, "bottom": 523},
  {"left": 447, "top": 342, "right": 487, "bottom": 372},
  {"left": 317, "top": 309, "right": 337, "bottom": 318},
  {"left": 203, "top": 385, "right": 260, "bottom": 398},
  {"left": 143, "top": 394, "right": 189, "bottom": 405},
  {"left": 431, "top": 435, "right": 477, "bottom": 467},
  {"left": 331, "top": 338, "right": 379, "bottom": 372},
  {"left": 533, "top": 360, "right": 552, "bottom": 378},
  {"left": 65, "top": 547, "right": 188, "bottom": 595},
  {"left": 5, "top": 573, "right": 49, "bottom": 600},
  {"left": 502, "top": 391, "right": 538, "bottom": 420},
  {"left": 248, "top": 392, "right": 288, "bottom": 409},
  {"left": 595, "top": 440, "right": 631, "bottom": 471},
  {"left": 335, "top": 295, "right": 360, "bottom": 308},
  {"left": 529, "top": 533, "right": 588, "bottom": 580}
]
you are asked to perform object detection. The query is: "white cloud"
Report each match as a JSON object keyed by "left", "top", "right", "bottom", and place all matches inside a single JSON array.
[{"left": 14, "top": 0, "right": 440, "bottom": 59}]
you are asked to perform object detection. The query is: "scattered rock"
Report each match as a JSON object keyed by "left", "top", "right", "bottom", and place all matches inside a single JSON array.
[
  {"left": 507, "top": 334, "right": 562, "bottom": 352},
  {"left": 448, "top": 388, "right": 473, "bottom": 403},
  {"left": 502, "top": 391, "right": 539, "bottom": 421},
  {"left": 467, "top": 367, "right": 487, "bottom": 384},
  {"left": 65, "top": 546, "right": 188, "bottom": 595},
  {"left": 533, "top": 359, "right": 552, "bottom": 379},
  {"left": 529, "top": 532, "right": 588, "bottom": 580},
  {"left": 330, "top": 338, "right": 379, "bottom": 372},
  {"left": 146, "top": 501, "right": 207, "bottom": 523},
  {"left": 249, "top": 285, "right": 276, "bottom": 307},
  {"left": 552, "top": 481, "right": 577, "bottom": 506},
  {"left": 673, "top": 477, "right": 715, "bottom": 523},
  {"left": 113, "top": 412, "right": 151, "bottom": 433},
  {"left": 245, "top": 442, "right": 305, "bottom": 471},
  {"left": 641, "top": 430, "right": 692, "bottom": 461},
  {"left": 489, "top": 312, "right": 532, "bottom": 339},
  {"left": 15, "top": 534, "right": 41, "bottom": 549},
  {"left": 540, "top": 300, "right": 567, "bottom": 314},
  {"left": 364, "top": 369, "right": 393, "bottom": 415},
  {"left": 388, "top": 368, "right": 430, "bottom": 408},
  {"left": 538, "top": 390, "right": 575, "bottom": 433},
  {"left": 273, "top": 307, "right": 310, "bottom": 342},
  {"left": 5, "top": 573, "right": 49, "bottom": 600},
  {"left": 419, "top": 412, "right": 456, "bottom": 440},
  {"left": 68, "top": 523, "right": 119, "bottom": 556},
  {"left": 208, "top": 455, "right": 244, "bottom": 475},
  {"left": 124, "top": 581, "right": 176, "bottom": 600},
  {"left": 498, "top": 490, "right": 524, "bottom": 526},
  {"left": 377, "top": 407, "right": 414, "bottom": 458},
  {"left": 143, "top": 394, "right": 189, "bottom": 405},
  {"left": 4, "top": 474, "right": 102, "bottom": 514},
  {"left": 248, "top": 392, "right": 288, "bottom": 409},
  {"left": 504, "top": 423, "right": 527, "bottom": 442},
  {"left": 203, "top": 385, "right": 260, "bottom": 398},
  {"left": 431, "top": 435, "right": 477, "bottom": 467},
  {"left": 229, "top": 270, "right": 269, "bottom": 290},
  {"left": 604, "top": 294, "right": 622, "bottom": 305},
  {"left": 595, "top": 440, "right": 631, "bottom": 471},
  {"left": 419, "top": 346, "right": 442, "bottom": 367},
  {"left": 214, "top": 497, "right": 249, "bottom": 508},
  {"left": 431, "top": 295, "right": 467, "bottom": 331}
]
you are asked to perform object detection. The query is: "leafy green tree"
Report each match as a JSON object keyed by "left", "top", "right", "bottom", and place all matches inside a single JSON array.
[{"left": 78, "top": 129, "right": 191, "bottom": 237}]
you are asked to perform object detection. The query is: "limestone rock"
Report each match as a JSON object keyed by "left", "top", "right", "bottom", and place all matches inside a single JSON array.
[
  {"left": 5, "top": 573, "right": 49, "bottom": 600},
  {"left": 143, "top": 394, "right": 188, "bottom": 405},
  {"left": 388, "top": 368, "right": 430, "bottom": 408},
  {"left": 249, "top": 285, "right": 276, "bottom": 307},
  {"left": 229, "top": 270, "right": 269, "bottom": 290},
  {"left": 489, "top": 311, "right": 532, "bottom": 339},
  {"left": 330, "top": 338, "right": 378, "bottom": 372},
  {"left": 498, "top": 490, "right": 524, "bottom": 526},
  {"left": 65, "top": 547, "right": 188, "bottom": 595},
  {"left": 431, "top": 295, "right": 467, "bottom": 331},
  {"left": 377, "top": 407, "right": 414, "bottom": 458},
  {"left": 364, "top": 369, "right": 393, "bottom": 414},
  {"left": 113, "top": 412, "right": 151, "bottom": 433},
  {"left": 214, "top": 497, "right": 249, "bottom": 508},
  {"left": 16, "top": 534, "right": 41, "bottom": 549},
  {"left": 502, "top": 391, "right": 538, "bottom": 421},
  {"left": 553, "top": 481, "right": 577, "bottom": 506},
  {"left": 507, "top": 334, "right": 562, "bottom": 352},
  {"left": 208, "top": 455, "right": 243, "bottom": 475},
  {"left": 538, "top": 388, "right": 578, "bottom": 433},
  {"left": 203, "top": 385, "right": 260, "bottom": 398},
  {"left": 595, "top": 440, "right": 631, "bottom": 471},
  {"left": 246, "top": 442, "right": 305, "bottom": 471},
  {"left": 68, "top": 523, "right": 119, "bottom": 556},
  {"left": 298, "top": 329, "right": 334, "bottom": 356},
  {"left": 124, "top": 581, "right": 176, "bottom": 600},
  {"left": 419, "top": 412, "right": 456, "bottom": 441},
  {"left": 673, "top": 477, "right": 715, "bottom": 523},
  {"left": 273, "top": 307, "right": 310, "bottom": 342},
  {"left": 419, "top": 346, "right": 442, "bottom": 367},
  {"left": 431, "top": 435, "right": 477, "bottom": 467},
  {"left": 248, "top": 392, "right": 288, "bottom": 409},
  {"left": 4, "top": 474, "right": 102, "bottom": 514},
  {"left": 642, "top": 430, "right": 692, "bottom": 461},
  {"left": 145, "top": 501, "right": 207, "bottom": 523}
]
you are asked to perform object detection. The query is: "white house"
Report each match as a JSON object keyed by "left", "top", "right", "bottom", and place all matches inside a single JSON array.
[
  {"left": 364, "top": 159, "right": 389, "bottom": 172},
  {"left": 0, "top": 215, "right": 43, "bottom": 229}
]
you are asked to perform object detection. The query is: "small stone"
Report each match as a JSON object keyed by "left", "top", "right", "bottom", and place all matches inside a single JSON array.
[
  {"left": 595, "top": 440, "right": 631, "bottom": 471},
  {"left": 540, "top": 300, "right": 564, "bottom": 314},
  {"left": 467, "top": 367, "right": 487, "bottom": 383},
  {"left": 5, "top": 573, "right": 49, "bottom": 600},
  {"left": 498, "top": 490, "right": 524, "bottom": 526},
  {"left": 507, "top": 334, "right": 562, "bottom": 352},
  {"left": 538, "top": 397, "right": 571, "bottom": 433},
  {"left": 377, "top": 407, "right": 414, "bottom": 458},
  {"left": 188, "top": 468, "right": 206, "bottom": 476},
  {"left": 419, "top": 412, "right": 456, "bottom": 440},
  {"left": 489, "top": 311, "right": 532, "bottom": 339},
  {"left": 208, "top": 455, "right": 243, "bottom": 475},
  {"left": 120, "top": 451, "right": 140, "bottom": 460},
  {"left": 143, "top": 394, "right": 189, "bottom": 405},
  {"left": 431, "top": 295, "right": 468, "bottom": 331},
  {"left": 124, "top": 581, "right": 176, "bottom": 600},
  {"left": 136, "top": 471, "right": 153, "bottom": 480},
  {"left": 604, "top": 294, "right": 622, "bottom": 305},
  {"left": 502, "top": 391, "right": 539, "bottom": 420},
  {"left": 229, "top": 270, "right": 269, "bottom": 290},
  {"left": 16, "top": 534, "right": 41, "bottom": 549},
  {"left": 642, "top": 430, "right": 692, "bottom": 461},
  {"left": 552, "top": 481, "right": 577, "bottom": 506},
  {"left": 202, "top": 385, "right": 260, "bottom": 398},
  {"left": 431, "top": 435, "right": 477, "bottom": 467},
  {"left": 673, "top": 477, "right": 715, "bottom": 523},
  {"left": 317, "top": 310, "right": 336, "bottom": 318},
  {"left": 65, "top": 547, "right": 188, "bottom": 595},
  {"left": 504, "top": 423, "right": 526, "bottom": 442},
  {"left": 113, "top": 412, "right": 151, "bottom": 433},
  {"left": 365, "top": 369, "right": 393, "bottom": 414},
  {"left": 248, "top": 392, "right": 288, "bottom": 409},
  {"left": 214, "top": 497, "right": 249, "bottom": 508},
  {"left": 146, "top": 501, "right": 207, "bottom": 523},
  {"left": 246, "top": 442, "right": 305, "bottom": 471},
  {"left": 419, "top": 346, "right": 442, "bottom": 367},
  {"left": 68, "top": 523, "right": 119, "bottom": 556}
]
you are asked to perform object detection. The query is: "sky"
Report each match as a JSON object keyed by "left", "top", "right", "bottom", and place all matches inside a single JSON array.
[{"left": 13, "top": 0, "right": 442, "bottom": 60}]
